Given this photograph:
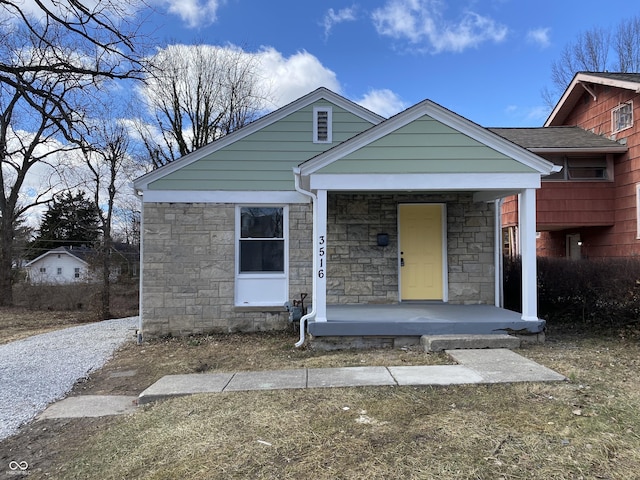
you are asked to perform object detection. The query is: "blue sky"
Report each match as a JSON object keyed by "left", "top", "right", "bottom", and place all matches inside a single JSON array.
[{"left": 137, "top": 0, "right": 640, "bottom": 127}]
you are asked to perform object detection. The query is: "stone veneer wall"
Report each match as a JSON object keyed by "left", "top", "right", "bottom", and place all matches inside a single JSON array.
[
  {"left": 141, "top": 202, "right": 312, "bottom": 338},
  {"left": 327, "top": 193, "right": 495, "bottom": 305},
  {"left": 141, "top": 195, "right": 494, "bottom": 337}
]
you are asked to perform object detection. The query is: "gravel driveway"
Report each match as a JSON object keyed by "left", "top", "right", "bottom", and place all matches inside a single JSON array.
[{"left": 0, "top": 317, "right": 138, "bottom": 441}]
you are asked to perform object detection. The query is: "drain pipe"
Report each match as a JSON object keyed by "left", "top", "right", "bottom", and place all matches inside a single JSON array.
[
  {"left": 495, "top": 198, "right": 504, "bottom": 308},
  {"left": 293, "top": 167, "right": 317, "bottom": 347}
]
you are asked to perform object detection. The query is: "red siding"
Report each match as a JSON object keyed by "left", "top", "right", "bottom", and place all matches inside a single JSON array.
[{"left": 506, "top": 85, "right": 640, "bottom": 258}]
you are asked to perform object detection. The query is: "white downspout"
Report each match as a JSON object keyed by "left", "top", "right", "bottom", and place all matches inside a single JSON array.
[
  {"left": 495, "top": 198, "right": 504, "bottom": 308},
  {"left": 293, "top": 167, "right": 317, "bottom": 347},
  {"left": 136, "top": 191, "right": 144, "bottom": 344}
]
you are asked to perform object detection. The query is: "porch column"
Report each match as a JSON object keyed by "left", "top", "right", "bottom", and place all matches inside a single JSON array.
[
  {"left": 315, "top": 189, "right": 328, "bottom": 322},
  {"left": 520, "top": 188, "right": 538, "bottom": 321}
]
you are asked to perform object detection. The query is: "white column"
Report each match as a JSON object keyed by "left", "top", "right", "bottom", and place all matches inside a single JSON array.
[
  {"left": 315, "top": 189, "right": 328, "bottom": 322},
  {"left": 520, "top": 188, "right": 538, "bottom": 321}
]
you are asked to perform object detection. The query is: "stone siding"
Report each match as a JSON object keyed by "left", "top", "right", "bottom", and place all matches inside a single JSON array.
[
  {"left": 141, "top": 202, "right": 312, "bottom": 338},
  {"left": 141, "top": 195, "right": 494, "bottom": 337},
  {"left": 327, "top": 193, "right": 495, "bottom": 305}
]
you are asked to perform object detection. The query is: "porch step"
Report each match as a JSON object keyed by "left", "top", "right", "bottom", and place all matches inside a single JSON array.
[{"left": 420, "top": 334, "right": 521, "bottom": 353}]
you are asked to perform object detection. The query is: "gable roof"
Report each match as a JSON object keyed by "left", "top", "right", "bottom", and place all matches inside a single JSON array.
[
  {"left": 133, "top": 88, "right": 384, "bottom": 191},
  {"left": 26, "top": 246, "right": 92, "bottom": 267},
  {"left": 299, "top": 98, "right": 557, "bottom": 176},
  {"left": 546, "top": 72, "right": 640, "bottom": 126},
  {"left": 490, "top": 127, "right": 628, "bottom": 153}
]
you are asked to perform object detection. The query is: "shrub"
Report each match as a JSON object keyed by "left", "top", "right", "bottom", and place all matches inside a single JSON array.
[
  {"left": 12, "top": 282, "right": 139, "bottom": 319},
  {"left": 504, "top": 256, "right": 640, "bottom": 328}
]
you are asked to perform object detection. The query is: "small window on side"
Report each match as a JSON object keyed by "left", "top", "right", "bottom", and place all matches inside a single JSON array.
[
  {"left": 313, "top": 107, "right": 332, "bottom": 143},
  {"left": 613, "top": 102, "right": 633, "bottom": 133}
]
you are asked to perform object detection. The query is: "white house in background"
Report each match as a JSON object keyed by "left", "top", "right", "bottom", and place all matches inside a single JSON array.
[{"left": 25, "top": 246, "right": 92, "bottom": 284}]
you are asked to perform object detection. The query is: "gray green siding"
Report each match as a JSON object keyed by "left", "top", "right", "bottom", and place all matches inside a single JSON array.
[
  {"left": 318, "top": 115, "right": 537, "bottom": 174},
  {"left": 148, "top": 101, "right": 376, "bottom": 191}
]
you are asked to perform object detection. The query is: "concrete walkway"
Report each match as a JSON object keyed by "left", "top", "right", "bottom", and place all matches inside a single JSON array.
[{"left": 38, "top": 348, "right": 566, "bottom": 418}]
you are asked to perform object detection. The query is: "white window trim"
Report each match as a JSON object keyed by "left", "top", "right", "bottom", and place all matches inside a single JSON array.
[
  {"left": 612, "top": 101, "right": 633, "bottom": 134},
  {"left": 234, "top": 205, "right": 289, "bottom": 307},
  {"left": 313, "top": 106, "right": 332, "bottom": 144}
]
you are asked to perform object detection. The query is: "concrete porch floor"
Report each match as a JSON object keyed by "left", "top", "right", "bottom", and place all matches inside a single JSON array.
[{"left": 307, "top": 303, "right": 545, "bottom": 338}]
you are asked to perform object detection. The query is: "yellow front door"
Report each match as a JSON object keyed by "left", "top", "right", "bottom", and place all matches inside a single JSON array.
[{"left": 399, "top": 204, "right": 444, "bottom": 300}]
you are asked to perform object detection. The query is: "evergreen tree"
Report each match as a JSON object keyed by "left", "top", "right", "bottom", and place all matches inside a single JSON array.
[{"left": 29, "top": 191, "right": 102, "bottom": 258}]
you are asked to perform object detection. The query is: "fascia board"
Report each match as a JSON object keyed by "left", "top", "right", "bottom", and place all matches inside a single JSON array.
[
  {"left": 545, "top": 74, "right": 581, "bottom": 127},
  {"left": 529, "top": 146, "right": 628, "bottom": 154},
  {"left": 133, "top": 88, "right": 384, "bottom": 191},
  {"left": 141, "top": 189, "right": 310, "bottom": 204},
  {"left": 546, "top": 72, "right": 640, "bottom": 126},
  {"left": 301, "top": 99, "right": 556, "bottom": 176},
  {"left": 309, "top": 172, "right": 542, "bottom": 191}
]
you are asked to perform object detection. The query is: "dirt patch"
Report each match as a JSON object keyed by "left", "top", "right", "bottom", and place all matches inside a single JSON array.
[{"left": 0, "top": 308, "right": 93, "bottom": 345}]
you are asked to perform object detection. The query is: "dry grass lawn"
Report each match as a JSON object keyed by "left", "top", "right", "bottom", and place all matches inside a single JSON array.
[{"left": 2, "top": 309, "right": 640, "bottom": 479}]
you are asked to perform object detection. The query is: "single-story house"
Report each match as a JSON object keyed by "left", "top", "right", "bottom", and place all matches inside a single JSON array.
[
  {"left": 133, "top": 88, "right": 558, "bottom": 346},
  {"left": 25, "top": 246, "right": 92, "bottom": 284},
  {"left": 25, "top": 244, "right": 140, "bottom": 284}
]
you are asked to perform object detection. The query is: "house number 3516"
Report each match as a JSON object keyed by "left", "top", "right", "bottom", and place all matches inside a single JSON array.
[{"left": 318, "top": 235, "right": 325, "bottom": 278}]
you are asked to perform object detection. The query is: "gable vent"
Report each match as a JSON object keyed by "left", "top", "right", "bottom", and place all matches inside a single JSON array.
[{"left": 313, "top": 106, "right": 332, "bottom": 143}]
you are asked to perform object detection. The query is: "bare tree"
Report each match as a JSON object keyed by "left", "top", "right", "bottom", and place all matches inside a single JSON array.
[
  {"left": 79, "top": 106, "right": 137, "bottom": 319},
  {"left": 136, "top": 44, "right": 271, "bottom": 167},
  {"left": 0, "top": 2, "right": 147, "bottom": 306},
  {"left": 614, "top": 17, "right": 640, "bottom": 72},
  {"left": 544, "top": 17, "right": 640, "bottom": 107},
  {"left": 0, "top": 26, "right": 93, "bottom": 306}
]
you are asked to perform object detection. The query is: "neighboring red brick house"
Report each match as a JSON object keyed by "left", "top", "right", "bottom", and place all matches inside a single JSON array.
[{"left": 500, "top": 72, "right": 640, "bottom": 258}]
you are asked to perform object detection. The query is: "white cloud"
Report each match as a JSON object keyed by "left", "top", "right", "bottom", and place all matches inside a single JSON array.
[
  {"left": 527, "top": 27, "right": 551, "bottom": 48},
  {"left": 371, "top": 0, "right": 507, "bottom": 53},
  {"left": 502, "top": 104, "right": 550, "bottom": 125},
  {"left": 163, "top": 0, "right": 221, "bottom": 28},
  {"left": 255, "top": 47, "right": 341, "bottom": 107},
  {"left": 322, "top": 7, "right": 357, "bottom": 39},
  {"left": 357, "top": 89, "right": 407, "bottom": 117}
]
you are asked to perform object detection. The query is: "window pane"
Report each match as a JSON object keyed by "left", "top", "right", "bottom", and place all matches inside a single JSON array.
[
  {"left": 567, "top": 158, "right": 607, "bottom": 180},
  {"left": 240, "top": 208, "right": 283, "bottom": 238},
  {"left": 240, "top": 240, "right": 284, "bottom": 272}
]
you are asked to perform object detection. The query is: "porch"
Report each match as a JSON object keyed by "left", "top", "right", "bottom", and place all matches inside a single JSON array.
[{"left": 308, "top": 303, "right": 545, "bottom": 338}]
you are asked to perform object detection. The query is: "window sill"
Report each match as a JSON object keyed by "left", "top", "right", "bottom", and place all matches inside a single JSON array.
[{"left": 233, "top": 306, "right": 286, "bottom": 312}]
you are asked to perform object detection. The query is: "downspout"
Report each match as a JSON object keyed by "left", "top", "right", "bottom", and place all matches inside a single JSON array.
[
  {"left": 136, "top": 190, "right": 144, "bottom": 344},
  {"left": 495, "top": 198, "right": 504, "bottom": 308},
  {"left": 293, "top": 167, "right": 317, "bottom": 347}
]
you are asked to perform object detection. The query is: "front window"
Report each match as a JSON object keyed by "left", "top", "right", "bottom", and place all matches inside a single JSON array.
[
  {"left": 235, "top": 205, "right": 288, "bottom": 307},
  {"left": 613, "top": 102, "right": 633, "bottom": 133},
  {"left": 239, "top": 207, "right": 284, "bottom": 272}
]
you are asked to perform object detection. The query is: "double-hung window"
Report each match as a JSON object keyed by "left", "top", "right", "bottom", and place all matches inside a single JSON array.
[
  {"left": 613, "top": 102, "right": 633, "bottom": 133},
  {"left": 235, "top": 206, "right": 288, "bottom": 306}
]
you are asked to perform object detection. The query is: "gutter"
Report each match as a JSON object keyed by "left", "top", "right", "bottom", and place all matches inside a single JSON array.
[{"left": 293, "top": 167, "right": 317, "bottom": 347}]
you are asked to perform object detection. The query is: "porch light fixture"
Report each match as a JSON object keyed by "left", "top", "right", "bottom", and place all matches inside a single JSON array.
[{"left": 377, "top": 233, "right": 389, "bottom": 247}]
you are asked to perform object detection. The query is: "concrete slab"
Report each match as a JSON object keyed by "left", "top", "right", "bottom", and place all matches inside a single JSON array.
[
  {"left": 447, "top": 349, "right": 567, "bottom": 383},
  {"left": 225, "top": 369, "right": 307, "bottom": 391},
  {"left": 421, "top": 334, "right": 520, "bottom": 352},
  {"left": 388, "top": 365, "right": 485, "bottom": 386},
  {"left": 307, "top": 366, "right": 396, "bottom": 388},
  {"left": 138, "top": 373, "right": 234, "bottom": 405},
  {"left": 37, "top": 395, "right": 137, "bottom": 419}
]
